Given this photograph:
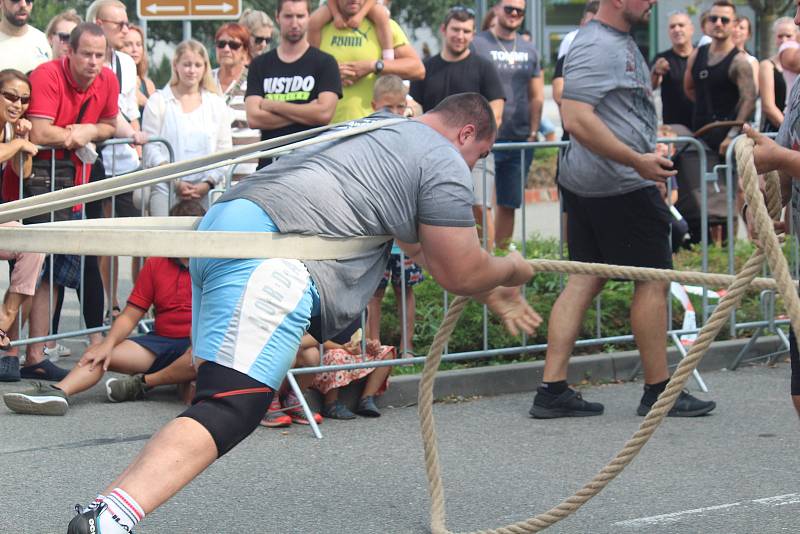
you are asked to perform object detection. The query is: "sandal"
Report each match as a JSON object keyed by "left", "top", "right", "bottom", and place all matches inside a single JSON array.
[
  {"left": 0, "top": 328, "right": 11, "bottom": 351},
  {"left": 20, "top": 360, "right": 69, "bottom": 382}
]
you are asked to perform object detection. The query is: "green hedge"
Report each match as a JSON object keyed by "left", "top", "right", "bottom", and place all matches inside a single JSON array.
[{"left": 376, "top": 236, "right": 793, "bottom": 375}]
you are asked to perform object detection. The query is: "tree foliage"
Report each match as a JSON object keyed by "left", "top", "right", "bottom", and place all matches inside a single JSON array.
[{"left": 748, "top": 0, "right": 794, "bottom": 57}]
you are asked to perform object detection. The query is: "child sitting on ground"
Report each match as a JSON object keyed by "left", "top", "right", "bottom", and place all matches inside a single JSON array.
[
  {"left": 308, "top": 0, "right": 395, "bottom": 61},
  {"left": 2, "top": 200, "right": 205, "bottom": 416}
]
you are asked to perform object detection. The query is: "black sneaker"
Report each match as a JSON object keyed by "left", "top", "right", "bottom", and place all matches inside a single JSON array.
[
  {"left": 529, "top": 387, "right": 604, "bottom": 419},
  {"left": 67, "top": 503, "right": 133, "bottom": 533},
  {"left": 637, "top": 389, "right": 716, "bottom": 417}
]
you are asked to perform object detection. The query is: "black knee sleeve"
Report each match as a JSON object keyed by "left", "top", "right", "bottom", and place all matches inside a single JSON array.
[
  {"left": 180, "top": 362, "right": 273, "bottom": 457},
  {"left": 789, "top": 329, "right": 800, "bottom": 396}
]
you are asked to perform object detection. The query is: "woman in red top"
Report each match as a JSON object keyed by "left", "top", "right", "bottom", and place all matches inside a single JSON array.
[{"left": 2, "top": 201, "right": 204, "bottom": 416}]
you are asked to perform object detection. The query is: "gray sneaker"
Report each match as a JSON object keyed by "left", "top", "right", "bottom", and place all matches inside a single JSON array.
[
  {"left": 3, "top": 381, "right": 69, "bottom": 415},
  {"left": 105, "top": 374, "right": 148, "bottom": 403}
]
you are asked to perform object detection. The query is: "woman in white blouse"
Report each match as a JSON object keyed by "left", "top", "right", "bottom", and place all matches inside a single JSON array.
[{"left": 142, "top": 40, "right": 232, "bottom": 215}]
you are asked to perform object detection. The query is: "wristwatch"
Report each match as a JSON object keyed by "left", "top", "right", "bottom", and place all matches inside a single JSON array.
[{"left": 374, "top": 59, "right": 384, "bottom": 74}]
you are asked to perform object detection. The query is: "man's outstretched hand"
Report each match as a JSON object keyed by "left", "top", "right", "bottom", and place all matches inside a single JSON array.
[{"left": 482, "top": 286, "right": 542, "bottom": 337}]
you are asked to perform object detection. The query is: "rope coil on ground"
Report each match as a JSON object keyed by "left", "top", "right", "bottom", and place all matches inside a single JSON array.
[{"left": 417, "top": 139, "right": 799, "bottom": 534}]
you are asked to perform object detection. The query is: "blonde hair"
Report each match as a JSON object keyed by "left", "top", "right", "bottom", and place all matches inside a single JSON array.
[
  {"left": 238, "top": 8, "right": 274, "bottom": 32},
  {"left": 170, "top": 40, "right": 219, "bottom": 95},
  {"left": 45, "top": 9, "right": 83, "bottom": 39},
  {"left": 86, "top": 0, "right": 127, "bottom": 23},
  {"left": 373, "top": 74, "right": 407, "bottom": 100}
]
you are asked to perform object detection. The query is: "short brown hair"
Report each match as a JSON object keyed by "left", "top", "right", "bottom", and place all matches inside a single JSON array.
[
  {"left": 170, "top": 199, "right": 206, "bottom": 217},
  {"left": 430, "top": 93, "right": 496, "bottom": 141},
  {"left": 277, "top": 0, "right": 310, "bottom": 14},
  {"left": 711, "top": 0, "right": 736, "bottom": 13},
  {"left": 69, "top": 22, "right": 107, "bottom": 52},
  {"left": 215, "top": 22, "right": 251, "bottom": 57},
  {"left": 0, "top": 69, "right": 30, "bottom": 92}
]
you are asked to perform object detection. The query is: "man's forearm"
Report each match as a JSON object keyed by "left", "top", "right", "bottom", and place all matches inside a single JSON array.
[
  {"left": 563, "top": 104, "right": 639, "bottom": 168},
  {"left": 268, "top": 99, "right": 335, "bottom": 126},
  {"left": 528, "top": 99, "right": 543, "bottom": 137},
  {"left": 247, "top": 106, "right": 293, "bottom": 130},
  {"left": 31, "top": 122, "right": 69, "bottom": 147}
]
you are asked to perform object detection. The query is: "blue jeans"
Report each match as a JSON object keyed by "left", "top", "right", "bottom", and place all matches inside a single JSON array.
[{"left": 493, "top": 142, "right": 534, "bottom": 209}]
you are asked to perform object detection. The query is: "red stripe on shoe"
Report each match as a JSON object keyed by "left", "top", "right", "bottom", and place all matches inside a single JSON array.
[{"left": 212, "top": 387, "right": 272, "bottom": 399}]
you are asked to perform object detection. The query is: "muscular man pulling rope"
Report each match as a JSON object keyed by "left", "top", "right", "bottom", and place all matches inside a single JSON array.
[{"left": 65, "top": 93, "right": 542, "bottom": 534}]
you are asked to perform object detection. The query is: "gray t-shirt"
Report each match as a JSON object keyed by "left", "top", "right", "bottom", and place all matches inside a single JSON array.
[
  {"left": 776, "top": 79, "right": 800, "bottom": 234},
  {"left": 218, "top": 113, "right": 475, "bottom": 340},
  {"left": 472, "top": 30, "right": 541, "bottom": 140},
  {"left": 558, "top": 21, "right": 657, "bottom": 197}
]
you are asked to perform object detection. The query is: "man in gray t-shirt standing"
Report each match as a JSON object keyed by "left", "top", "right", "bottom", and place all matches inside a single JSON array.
[
  {"left": 63, "top": 94, "right": 543, "bottom": 534},
  {"left": 529, "top": 0, "right": 716, "bottom": 420},
  {"left": 472, "top": 0, "right": 544, "bottom": 250}
]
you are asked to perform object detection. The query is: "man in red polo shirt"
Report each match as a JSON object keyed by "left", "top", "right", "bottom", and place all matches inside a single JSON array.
[
  {"left": 26, "top": 21, "right": 118, "bottom": 192},
  {"left": 2, "top": 201, "right": 203, "bottom": 416}
]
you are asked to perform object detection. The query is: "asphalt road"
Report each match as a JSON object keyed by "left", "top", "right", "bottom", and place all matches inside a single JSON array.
[{"left": 0, "top": 360, "right": 797, "bottom": 534}]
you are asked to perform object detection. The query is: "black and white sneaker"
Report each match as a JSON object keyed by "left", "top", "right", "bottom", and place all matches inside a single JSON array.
[
  {"left": 637, "top": 389, "right": 716, "bottom": 417},
  {"left": 529, "top": 387, "right": 604, "bottom": 419},
  {"left": 67, "top": 503, "right": 133, "bottom": 533}
]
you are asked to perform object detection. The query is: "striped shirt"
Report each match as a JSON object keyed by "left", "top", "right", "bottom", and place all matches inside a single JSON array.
[{"left": 213, "top": 67, "right": 261, "bottom": 183}]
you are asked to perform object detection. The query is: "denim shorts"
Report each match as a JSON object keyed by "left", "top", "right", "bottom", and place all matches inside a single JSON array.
[
  {"left": 493, "top": 142, "right": 534, "bottom": 209},
  {"left": 130, "top": 333, "right": 191, "bottom": 374}
]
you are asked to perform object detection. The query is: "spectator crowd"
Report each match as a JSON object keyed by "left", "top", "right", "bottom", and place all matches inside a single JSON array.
[{"left": 0, "top": 0, "right": 795, "bottom": 425}]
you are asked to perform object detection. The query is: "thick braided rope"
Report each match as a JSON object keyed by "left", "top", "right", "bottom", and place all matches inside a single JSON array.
[{"left": 418, "top": 139, "right": 794, "bottom": 534}]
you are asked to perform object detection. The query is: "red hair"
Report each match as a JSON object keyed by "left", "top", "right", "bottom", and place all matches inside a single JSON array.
[{"left": 214, "top": 23, "right": 251, "bottom": 56}]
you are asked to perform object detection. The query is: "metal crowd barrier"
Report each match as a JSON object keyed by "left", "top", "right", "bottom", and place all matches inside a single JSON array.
[
  {"left": 7, "top": 137, "right": 174, "bottom": 351},
  {"left": 5, "top": 129, "right": 791, "bottom": 439}
]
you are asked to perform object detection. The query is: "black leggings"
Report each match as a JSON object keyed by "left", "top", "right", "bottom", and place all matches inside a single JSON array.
[
  {"left": 789, "top": 330, "right": 800, "bottom": 396},
  {"left": 49, "top": 255, "right": 104, "bottom": 332}
]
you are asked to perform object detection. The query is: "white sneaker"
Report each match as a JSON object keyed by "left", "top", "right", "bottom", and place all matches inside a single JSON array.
[{"left": 43, "top": 343, "right": 71, "bottom": 362}]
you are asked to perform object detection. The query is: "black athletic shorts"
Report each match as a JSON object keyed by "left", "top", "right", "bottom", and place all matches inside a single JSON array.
[{"left": 561, "top": 185, "right": 672, "bottom": 270}]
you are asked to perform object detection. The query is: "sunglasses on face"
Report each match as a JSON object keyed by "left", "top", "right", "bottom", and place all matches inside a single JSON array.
[
  {"left": 503, "top": 5, "right": 525, "bottom": 17},
  {"left": 55, "top": 32, "right": 70, "bottom": 43},
  {"left": 9, "top": 0, "right": 34, "bottom": 5},
  {"left": 216, "top": 39, "right": 243, "bottom": 50},
  {"left": 1, "top": 91, "right": 30, "bottom": 105},
  {"left": 253, "top": 36, "right": 271, "bottom": 45},
  {"left": 708, "top": 15, "right": 731, "bottom": 25},
  {"left": 98, "top": 18, "right": 130, "bottom": 31}
]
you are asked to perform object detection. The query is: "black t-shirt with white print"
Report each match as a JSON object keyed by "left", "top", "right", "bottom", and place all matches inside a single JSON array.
[{"left": 246, "top": 46, "right": 342, "bottom": 149}]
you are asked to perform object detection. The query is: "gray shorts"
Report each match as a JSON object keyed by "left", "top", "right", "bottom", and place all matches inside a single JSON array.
[{"left": 471, "top": 153, "right": 495, "bottom": 207}]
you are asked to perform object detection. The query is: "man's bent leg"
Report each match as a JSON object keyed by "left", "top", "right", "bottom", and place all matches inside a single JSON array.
[{"left": 542, "top": 274, "right": 606, "bottom": 382}]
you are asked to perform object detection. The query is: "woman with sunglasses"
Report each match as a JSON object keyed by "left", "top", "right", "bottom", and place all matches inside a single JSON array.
[
  {"left": 212, "top": 23, "right": 260, "bottom": 181},
  {"left": 238, "top": 8, "right": 274, "bottom": 60},
  {"left": 44, "top": 9, "right": 82, "bottom": 60},
  {"left": 123, "top": 25, "right": 156, "bottom": 120},
  {"left": 0, "top": 68, "right": 46, "bottom": 378},
  {"left": 142, "top": 40, "right": 232, "bottom": 216}
]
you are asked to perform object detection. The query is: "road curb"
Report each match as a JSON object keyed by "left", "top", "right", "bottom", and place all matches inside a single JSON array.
[{"left": 313, "top": 335, "right": 787, "bottom": 411}]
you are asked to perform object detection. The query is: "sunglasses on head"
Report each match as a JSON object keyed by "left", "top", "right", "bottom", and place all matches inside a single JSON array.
[
  {"left": 708, "top": 15, "right": 731, "bottom": 24},
  {"left": 1, "top": 91, "right": 30, "bottom": 105},
  {"left": 503, "top": 5, "right": 525, "bottom": 17},
  {"left": 448, "top": 5, "right": 475, "bottom": 16},
  {"left": 56, "top": 32, "right": 70, "bottom": 43},
  {"left": 253, "top": 36, "right": 271, "bottom": 45},
  {"left": 216, "top": 39, "right": 243, "bottom": 50}
]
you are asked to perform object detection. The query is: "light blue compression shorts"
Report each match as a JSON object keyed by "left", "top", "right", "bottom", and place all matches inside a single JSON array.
[{"left": 189, "top": 198, "right": 320, "bottom": 390}]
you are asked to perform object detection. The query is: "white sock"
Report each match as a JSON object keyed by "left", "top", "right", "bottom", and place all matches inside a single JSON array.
[
  {"left": 87, "top": 494, "right": 106, "bottom": 510},
  {"left": 382, "top": 49, "right": 394, "bottom": 60},
  {"left": 100, "top": 488, "right": 145, "bottom": 532}
]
